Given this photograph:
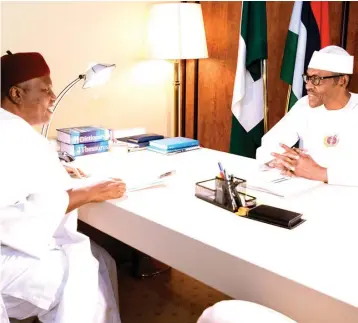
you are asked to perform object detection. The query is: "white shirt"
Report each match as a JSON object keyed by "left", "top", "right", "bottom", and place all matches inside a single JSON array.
[{"left": 256, "top": 93, "right": 358, "bottom": 186}]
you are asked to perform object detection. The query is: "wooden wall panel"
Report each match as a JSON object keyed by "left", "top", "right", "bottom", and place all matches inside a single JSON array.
[
  {"left": 266, "top": 1, "right": 294, "bottom": 128},
  {"left": 198, "top": 1, "right": 241, "bottom": 151},
  {"left": 346, "top": 1, "right": 358, "bottom": 92},
  {"left": 330, "top": 2, "right": 343, "bottom": 45},
  {"left": 186, "top": 1, "right": 358, "bottom": 152}
]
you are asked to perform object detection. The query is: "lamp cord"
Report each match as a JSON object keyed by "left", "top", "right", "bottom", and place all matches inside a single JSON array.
[{"left": 41, "top": 75, "right": 84, "bottom": 138}]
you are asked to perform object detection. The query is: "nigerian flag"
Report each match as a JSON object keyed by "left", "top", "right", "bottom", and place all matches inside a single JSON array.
[
  {"left": 229, "top": 1, "right": 267, "bottom": 158},
  {"left": 281, "top": 1, "right": 330, "bottom": 111}
]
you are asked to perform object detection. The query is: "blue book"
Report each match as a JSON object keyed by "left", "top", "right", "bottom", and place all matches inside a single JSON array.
[
  {"left": 126, "top": 133, "right": 164, "bottom": 144},
  {"left": 149, "top": 137, "right": 199, "bottom": 151},
  {"left": 57, "top": 126, "right": 110, "bottom": 144},
  {"left": 147, "top": 145, "right": 200, "bottom": 155},
  {"left": 58, "top": 140, "right": 110, "bottom": 157}
]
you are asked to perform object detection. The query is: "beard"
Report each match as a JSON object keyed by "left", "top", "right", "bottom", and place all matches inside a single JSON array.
[{"left": 307, "top": 91, "right": 323, "bottom": 108}]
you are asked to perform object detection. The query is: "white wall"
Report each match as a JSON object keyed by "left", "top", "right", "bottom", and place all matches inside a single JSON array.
[{"left": 1, "top": 1, "right": 174, "bottom": 137}]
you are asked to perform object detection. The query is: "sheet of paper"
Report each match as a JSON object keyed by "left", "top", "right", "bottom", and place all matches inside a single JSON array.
[
  {"left": 69, "top": 153, "right": 176, "bottom": 192},
  {"left": 247, "top": 168, "right": 323, "bottom": 197},
  {"left": 71, "top": 172, "right": 174, "bottom": 192}
]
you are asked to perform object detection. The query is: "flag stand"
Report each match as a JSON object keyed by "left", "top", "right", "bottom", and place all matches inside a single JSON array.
[
  {"left": 340, "top": 1, "right": 350, "bottom": 49},
  {"left": 263, "top": 59, "right": 268, "bottom": 133},
  {"left": 285, "top": 85, "right": 292, "bottom": 114}
]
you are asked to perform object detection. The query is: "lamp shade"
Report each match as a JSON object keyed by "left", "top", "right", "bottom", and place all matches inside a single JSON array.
[
  {"left": 83, "top": 63, "right": 116, "bottom": 89},
  {"left": 147, "top": 3, "right": 208, "bottom": 60}
]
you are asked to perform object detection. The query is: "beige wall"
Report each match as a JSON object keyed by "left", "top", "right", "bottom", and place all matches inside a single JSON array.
[{"left": 1, "top": 1, "right": 174, "bottom": 138}]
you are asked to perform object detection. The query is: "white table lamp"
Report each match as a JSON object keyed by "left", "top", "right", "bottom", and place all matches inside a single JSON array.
[{"left": 147, "top": 2, "right": 208, "bottom": 136}]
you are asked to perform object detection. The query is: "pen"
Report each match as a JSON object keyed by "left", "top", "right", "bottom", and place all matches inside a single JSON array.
[
  {"left": 218, "top": 162, "right": 225, "bottom": 178},
  {"left": 223, "top": 169, "right": 238, "bottom": 211}
]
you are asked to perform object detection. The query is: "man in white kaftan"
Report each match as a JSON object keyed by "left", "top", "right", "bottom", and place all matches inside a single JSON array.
[
  {"left": 196, "top": 45, "right": 356, "bottom": 322},
  {"left": 0, "top": 51, "right": 125, "bottom": 322},
  {"left": 257, "top": 46, "right": 357, "bottom": 186}
]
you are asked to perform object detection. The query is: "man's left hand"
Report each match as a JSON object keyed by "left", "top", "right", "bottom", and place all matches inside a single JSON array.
[{"left": 271, "top": 144, "right": 328, "bottom": 182}]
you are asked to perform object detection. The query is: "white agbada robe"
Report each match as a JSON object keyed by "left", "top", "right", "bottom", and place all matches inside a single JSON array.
[
  {"left": 256, "top": 93, "right": 358, "bottom": 186},
  {"left": 0, "top": 108, "right": 121, "bottom": 322}
]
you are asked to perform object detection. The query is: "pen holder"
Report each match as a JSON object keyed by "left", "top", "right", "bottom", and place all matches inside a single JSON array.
[
  {"left": 195, "top": 177, "right": 257, "bottom": 213},
  {"left": 214, "top": 177, "right": 228, "bottom": 205}
]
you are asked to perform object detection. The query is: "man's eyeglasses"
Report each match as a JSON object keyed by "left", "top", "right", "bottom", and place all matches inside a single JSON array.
[{"left": 302, "top": 74, "right": 346, "bottom": 86}]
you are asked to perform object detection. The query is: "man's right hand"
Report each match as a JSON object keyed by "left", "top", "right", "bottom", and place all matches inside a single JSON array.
[
  {"left": 266, "top": 147, "right": 307, "bottom": 171},
  {"left": 87, "top": 178, "right": 126, "bottom": 203},
  {"left": 66, "top": 178, "right": 126, "bottom": 213},
  {"left": 267, "top": 152, "right": 293, "bottom": 170}
]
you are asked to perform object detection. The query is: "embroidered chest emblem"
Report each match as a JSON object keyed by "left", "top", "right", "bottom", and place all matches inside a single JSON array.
[{"left": 324, "top": 134, "right": 339, "bottom": 147}]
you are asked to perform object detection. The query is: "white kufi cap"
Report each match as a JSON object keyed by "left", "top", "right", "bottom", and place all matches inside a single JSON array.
[{"left": 308, "top": 45, "right": 354, "bottom": 74}]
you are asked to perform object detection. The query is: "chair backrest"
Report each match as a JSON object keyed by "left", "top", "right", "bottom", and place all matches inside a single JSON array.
[{"left": 197, "top": 300, "right": 297, "bottom": 323}]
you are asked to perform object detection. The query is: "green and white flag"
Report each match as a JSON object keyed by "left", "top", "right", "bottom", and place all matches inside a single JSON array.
[
  {"left": 281, "top": 1, "right": 330, "bottom": 111},
  {"left": 229, "top": 1, "right": 267, "bottom": 158},
  {"left": 280, "top": 1, "right": 305, "bottom": 111}
]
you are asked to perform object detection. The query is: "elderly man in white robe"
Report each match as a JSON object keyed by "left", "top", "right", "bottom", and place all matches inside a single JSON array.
[
  {"left": 0, "top": 51, "right": 125, "bottom": 322},
  {"left": 257, "top": 45, "right": 357, "bottom": 186},
  {"left": 195, "top": 45, "right": 356, "bottom": 323}
]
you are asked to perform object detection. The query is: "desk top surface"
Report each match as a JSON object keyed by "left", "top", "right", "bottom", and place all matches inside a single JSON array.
[{"left": 74, "top": 148, "right": 358, "bottom": 308}]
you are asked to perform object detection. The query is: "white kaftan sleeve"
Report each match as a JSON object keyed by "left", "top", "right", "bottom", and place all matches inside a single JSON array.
[
  {"left": 256, "top": 97, "right": 308, "bottom": 165},
  {"left": 0, "top": 118, "right": 71, "bottom": 258},
  {"left": 326, "top": 94, "right": 358, "bottom": 187}
]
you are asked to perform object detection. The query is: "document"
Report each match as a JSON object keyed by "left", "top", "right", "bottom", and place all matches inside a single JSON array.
[
  {"left": 70, "top": 156, "right": 175, "bottom": 193},
  {"left": 246, "top": 168, "right": 323, "bottom": 197},
  {"left": 71, "top": 171, "right": 175, "bottom": 192},
  {"left": 122, "top": 170, "right": 175, "bottom": 192}
]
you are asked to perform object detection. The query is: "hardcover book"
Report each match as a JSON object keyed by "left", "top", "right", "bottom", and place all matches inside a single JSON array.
[
  {"left": 149, "top": 137, "right": 199, "bottom": 151},
  {"left": 147, "top": 145, "right": 200, "bottom": 155},
  {"left": 57, "top": 126, "right": 110, "bottom": 145},
  {"left": 126, "top": 133, "right": 164, "bottom": 144},
  {"left": 58, "top": 140, "right": 110, "bottom": 157}
]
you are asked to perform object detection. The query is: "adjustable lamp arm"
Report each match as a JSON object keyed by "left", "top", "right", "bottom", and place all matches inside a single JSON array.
[{"left": 41, "top": 74, "right": 85, "bottom": 138}]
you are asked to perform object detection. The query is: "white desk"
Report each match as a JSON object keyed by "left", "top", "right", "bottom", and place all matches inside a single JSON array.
[{"left": 75, "top": 149, "right": 358, "bottom": 323}]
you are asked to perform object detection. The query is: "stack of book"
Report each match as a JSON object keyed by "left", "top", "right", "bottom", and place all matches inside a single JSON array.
[
  {"left": 57, "top": 126, "right": 111, "bottom": 157},
  {"left": 147, "top": 137, "right": 200, "bottom": 155},
  {"left": 117, "top": 133, "right": 164, "bottom": 151}
]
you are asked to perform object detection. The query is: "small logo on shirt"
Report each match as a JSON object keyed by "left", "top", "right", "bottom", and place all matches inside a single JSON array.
[{"left": 324, "top": 134, "right": 339, "bottom": 147}]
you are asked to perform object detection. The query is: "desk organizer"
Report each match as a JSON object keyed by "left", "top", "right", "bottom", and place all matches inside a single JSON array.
[
  {"left": 195, "top": 177, "right": 257, "bottom": 212},
  {"left": 195, "top": 177, "right": 304, "bottom": 230}
]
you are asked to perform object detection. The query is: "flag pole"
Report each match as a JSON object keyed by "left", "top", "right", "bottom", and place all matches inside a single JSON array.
[
  {"left": 285, "top": 85, "right": 292, "bottom": 114},
  {"left": 340, "top": 1, "right": 350, "bottom": 49},
  {"left": 263, "top": 59, "right": 268, "bottom": 133}
]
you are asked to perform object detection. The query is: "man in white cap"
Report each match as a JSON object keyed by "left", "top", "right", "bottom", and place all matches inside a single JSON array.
[
  {"left": 197, "top": 46, "right": 356, "bottom": 323},
  {"left": 256, "top": 45, "right": 358, "bottom": 186}
]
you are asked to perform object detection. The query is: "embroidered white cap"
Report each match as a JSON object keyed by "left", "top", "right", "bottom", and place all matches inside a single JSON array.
[{"left": 308, "top": 45, "right": 354, "bottom": 74}]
